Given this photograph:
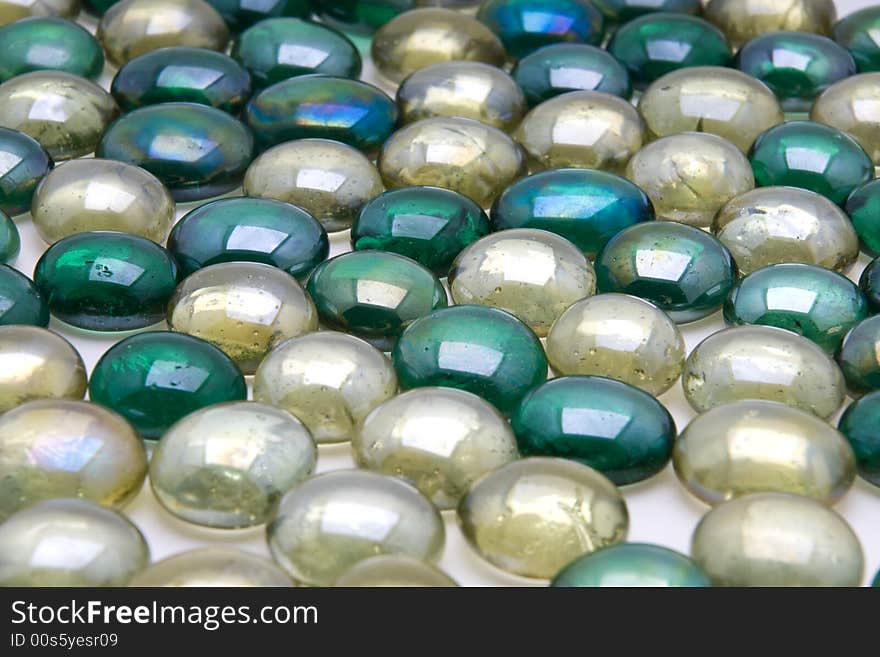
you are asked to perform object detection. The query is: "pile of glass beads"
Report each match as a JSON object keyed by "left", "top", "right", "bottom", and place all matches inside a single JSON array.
[{"left": 0, "top": 0, "right": 879, "bottom": 588}]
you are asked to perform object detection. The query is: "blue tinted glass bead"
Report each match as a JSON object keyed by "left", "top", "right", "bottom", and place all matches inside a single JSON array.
[
  {"left": 0, "top": 265, "right": 49, "bottom": 326},
  {"left": 837, "top": 391, "right": 880, "bottom": 487},
  {"left": 0, "top": 127, "right": 51, "bottom": 217},
  {"left": 859, "top": 256, "right": 880, "bottom": 311},
  {"left": 551, "top": 543, "right": 711, "bottom": 587},
  {"left": 846, "top": 179, "right": 880, "bottom": 256},
  {"left": 838, "top": 315, "right": 880, "bottom": 397},
  {"left": 0, "top": 17, "right": 104, "bottom": 82},
  {"left": 206, "top": 0, "right": 310, "bottom": 32},
  {"left": 0, "top": 211, "right": 19, "bottom": 263},
  {"left": 833, "top": 6, "right": 880, "bottom": 72}
]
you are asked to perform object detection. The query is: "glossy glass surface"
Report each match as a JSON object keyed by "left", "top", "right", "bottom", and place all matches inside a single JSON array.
[
  {"left": 0, "top": 127, "right": 51, "bottom": 217},
  {"left": 334, "top": 555, "right": 457, "bottom": 587},
  {"left": 0, "top": 210, "right": 18, "bottom": 262},
  {"left": 705, "top": 0, "right": 836, "bottom": 49},
  {"left": 311, "top": 0, "right": 418, "bottom": 33},
  {"left": 838, "top": 315, "right": 880, "bottom": 397},
  {"left": 811, "top": 73, "right": 880, "bottom": 166},
  {"left": 207, "top": 0, "right": 309, "bottom": 32},
  {"left": 833, "top": 6, "right": 880, "bottom": 72},
  {"left": 0, "top": 0, "right": 79, "bottom": 25},
  {"left": 591, "top": 0, "right": 699, "bottom": 22},
  {"left": 129, "top": 547, "right": 294, "bottom": 586},
  {"left": 846, "top": 179, "right": 880, "bottom": 256},
  {"left": 838, "top": 390, "right": 880, "bottom": 487},
  {"left": 0, "top": 265, "right": 49, "bottom": 326},
  {"left": 0, "top": 17, "right": 104, "bottom": 82}
]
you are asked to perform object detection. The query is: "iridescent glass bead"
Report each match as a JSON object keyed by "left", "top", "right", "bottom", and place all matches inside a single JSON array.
[
  {"left": 0, "top": 17, "right": 104, "bottom": 82},
  {"left": 846, "top": 179, "right": 880, "bottom": 256},
  {"left": 590, "top": 0, "right": 700, "bottom": 22},
  {"left": 129, "top": 548, "right": 295, "bottom": 587},
  {"left": 705, "top": 0, "right": 836, "bottom": 49},
  {"left": 0, "top": 211, "right": 18, "bottom": 262},
  {"left": 838, "top": 315, "right": 880, "bottom": 397},
  {"left": 833, "top": 6, "right": 880, "bottom": 72},
  {"left": 335, "top": 556, "right": 457, "bottom": 587},
  {"left": 811, "top": 73, "right": 880, "bottom": 167},
  {"left": 551, "top": 544, "right": 710, "bottom": 588},
  {"left": 311, "top": 0, "right": 417, "bottom": 33},
  {"left": 206, "top": 0, "right": 309, "bottom": 32},
  {"left": 0, "top": 0, "right": 78, "bottom": 24},
  {"left": 0, "top": 127, "right": 51, "bottom": 216},
  {"left": 861, "top": 256, "right": 880, "bottom": 312},
  {"left": 837, "top": 391, "right": 880, "bottom": 487},
  {"left": 0, "top": 265, "right": 49, "bottom": 326}
]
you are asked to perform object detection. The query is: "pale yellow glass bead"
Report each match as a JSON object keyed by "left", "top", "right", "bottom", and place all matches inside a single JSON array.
[
  {"left": 705, "top": 0, "right": 836, "bottom": 49},
  {"left": 811, "top": 73, "right": 880, "bottom": 166},
  {"left": 334, "top": 556, "right": 458, "bottom": 587},
  {"left": 129, "top": 548, "right": 295, "bottom": 587},
  {"left": 0, "top": 0, "right": 78, "bottom": 24}
]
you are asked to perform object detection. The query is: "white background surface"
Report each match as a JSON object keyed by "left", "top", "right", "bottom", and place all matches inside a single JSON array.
[{"left": 18, "top": 0, "right": 880, "bottom": 586}]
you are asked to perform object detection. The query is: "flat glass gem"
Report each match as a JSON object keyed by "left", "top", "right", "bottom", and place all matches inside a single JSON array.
[
  {"left": 352, "top": 387, "right": 520, "bottom": 509},
  {"left": 838, "top": 315, "right": 880, "bottom": 397},
  {"left": 0, "top": 265, "right": 49, "bottom": 326},
  {"left": 311, "top": 0, "right": 418, "bottom": 33},
  {"left": 837, "top": 390, "right": 880, "bottom": 487},
  {"left": 0, "top": 499, "right": 149, "bottom": 586},
  {"left": 860, "top": 256, "right": 880, "bottom": 311},
  {"left": 846, "top": 179, "right": 880, "bottom": 256},
  {"left": 590, "top": 0, "right": 700, "bottom": 22},
  {"left": 832, "top": 6, "right": 880, "bottom": 72},
  {"left": 811, "top": 73, "right": 880, "bottom": 166},
  {"left": 267, "top": 470, "right": 445, "bottom": 587},
  {"left": 0, "top": 127, "right": 51, "bottom": 217},
  {"left": 84, "top": 0, "right": 121, "bottom": 14},
  {"left": 704, "top": 0, "right": 836, "bottom": 49},
  {"left": 0, "top": 399, "right": 147, "bottom": 520},
  {"left": 129, "top": 548, "right": 294, "bottom": 587},
  {"left": 458, "top": 457, "right": 628, "bottom": 579},
  {"left": 88, "top": 331, "right": 248, "bottom": 440},
  {"left": 512, "top": 376, "right": 675, "bottom": 486},
  {"left": 334, "top": 555, "right": 458, "bottom": 587},
  {"left": 0, "top": 210, "right": 19, "bottom": 262},
  {"left": 150, "top": 401, "right": 317, "bottom": 529},
  {"left": 207, "top": 0, "right": 310, "bottom": 32},
  {"left": 690, "top": 492, "right": 863, "bottom": 587},
  {"left": 674, "top": 400, "right": 856, "bottom": 506},
  {"left": 0, "top": 17, "right": 104, "bottom": 81},
  {"left": 34, "top": 231, "right": 180, "bottom": 332},
  {"left": 683, "top": 325, "right": 846, "bottom": 419},
  {"left": 0, "top": 0, "right": 78, "bottom": 25}
]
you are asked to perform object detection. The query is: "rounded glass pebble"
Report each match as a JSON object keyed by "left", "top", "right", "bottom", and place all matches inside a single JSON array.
[
  {"left": 811, "top": 73, "right": 880, "bottom": 166},
  {"left": 0, "top": 127, "right": 51, "bottom": 217},
  {"left": 311, "top": 0, "right": 417, "bottom": 33},
  {"left": 0, "top": 0, "right": 78, "bottom": 24},
  {"left": 253, "top": 331, "right": 397, "bottom": 444},
  {"left": 267, "top": 470, "right": 445, "bottom": 587},
  {"left": 704, "top": 0, "right": 836, "bottom": 49},
  {"left": 860, "top": 256, "right": 880, "bottom": 314},
  {"left": 683, "top": 325, "right": 846, "bottom": 419},
  {"left": 83, "top": 0, "right": 120, "bottom": 14},
  {"left": 335, "top": 556, "right": 457, "bottom": 587},
  {"left": 546, "top": 294, "right": 685, "bottom": 396},
  {"left": 458, "top": 457, "right": 628, "bottom": 579},
  {"left": 0, "top": 265, "right": 49, "bottom": 326},
  {"left": 0, "top": 210, "right": 19, "bottom": 262},
  {"left": 837, "top": 390, "right": 880, "bottom": 487},
  {"left": 591, "top": 0, "right": 699, "bottom": 22},
  {"left": 167, "top": 262, "right": 317, "bottom": 374},
  {"left": 0, "top": 399, "right": 147, "bottom": 520},
  {"left": 206, "top": 0, "right": 309, "bottom": 32},
  {"left": 129, "top": 548, "right": 294, "bottom": 587},
  {"left": 150, "top": 401, "right": 316, "bottom": 529},
  {"left": 832, "top": 6, "right": 880, "bottom": 72},
  {"left": 838, "top": 315, "right": 880, "bottom": 397},
  {"left": 846, "top": 179, "right": 880, "bottom": 256},
  {"left": 0, "top": 17, "right": 104, "bottom": 82},
  {"left": 690, "top": 492, "right": 862, "bottom": 587},
  {"left": 89, "top": 331, "right": 247, "bottom": 440}
]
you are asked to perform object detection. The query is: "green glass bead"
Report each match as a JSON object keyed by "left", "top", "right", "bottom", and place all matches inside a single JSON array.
[
  {"left": 0, "top": 17, "right": 104, "bottom": 82},
  {"left": 551, "top": 543, "right": 710, "bottom": 588},
  {"left": 351, "top": 186, "right": 490, "bottom": 276},
  {"left": 838, "top": 315, "right": 880, "bottom": 397},
  {"left": 859, "top": 256, "right": 880, "bottom": 311},
  {"left": 846, "top": 179, "right": 880, "bottom": 256},
  {"left": 490, "top": 168, "right": 655, "bottom": 259},
  {"left": 0, "top": 265, "right": 49, "bottom": 326},
  {"left": 838, "top": 391, "right": 880, "bottom": 487},
  {"left": 129, "top": 547, "right": 295, "bottom": 586},
  {"left": 89, "top": 331, "right": 247, "bottom": 440},
  {"left": 833, "top": 6, "right": 880, "bottom": 72},
  {"left": 97, "top": 102, "right": 254, "bottom": 202},
  {"left": 207, "top": 0, "right": 310, "bottom": 32},
  {"left": 84, "top": 0, "right": 120, "bottom": 13},
  {"left": 232, "top": 18, "right": 361, "bottom": 90},
  {"left": 311, "top": 0, "right": 418, "bottom": 33},
  {"left": 724, "top": 263, "right": 869, "bottom": 355},
  {"left": 0, "top": 127, "right": 51, "bottom": 217},
  {"left": 512, "top": 376, "right": 675, "bottom": 486},
  {"left": 306, "top": 251, "right": 447, "bottom": 351},
  {"left": 392, "top": 305, "right": 547, "bottom": 414},
  {"left": 591, "top": 0, "right": 699, "bottom": 22},
  {"left": 168, "top": 197, "right": 328, "bottom": 280},
  {"left": 0, "top": 210, "right": 19, "bottom": 263}
]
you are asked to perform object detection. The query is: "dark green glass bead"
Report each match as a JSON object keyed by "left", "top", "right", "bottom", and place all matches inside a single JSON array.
[
  {"left": 838, "top": 315, "right": 880, "bottom": 397},
  {"left": 833, "top": 6, "right": 880, "bottom": 72},
  {"left": 245, "top": 76, "right": 396, "bottom": 153},
  {"left": 33, "top": 231, "right": 180, "bottom": 332},
  {"left": 608, "top": 14, "right": 732, "bottom": 88},
  {"left": 749, "top": 121, "right": 874, "bottom": 206},
  {"left": 0, "top": 127, "right": 51, "bottom": 217},
  {"left": 490, "top": 168, "right": 655, "bottom": 258},
  {"left": 591, "top": 0, "right": 700, "bottom": 22},
  {"left": 89, "top": 331, "right": 247, "bottom": 440},
  {"left": 551, "top": 543, "right": 711, "bottom": 587},
  {"left": 232, "top": 18, "right": 361, "bottom": 90},
  {"left": 97, "top": 102, "right": 254, "bottom": 202},
  {"left": 83, "top": 0, "right": 121, "bottom": 13},
  {"left": 311, "top": 0, "right": 417, "bottom": 33},
  {"left": 0, "top": 211, "right": 19, "bottom": 263},
  {"left": 207, "top": 0, "right": 310, "bottom": 32},
  {"left": 838, "top": 391, "right": 880, "bottom": 487},
  {"left": 859, "top": 256, "right": 880, "bottom": 311},
  {"left": 596, "top": 221, "right": 735, "bottom": 324},
  {"left": 0, "top": 17, "right": 104, "bottom": 82},
  {"left": 724, "top": 263, "right": 868, "bottom": 355},
  {"left": 111, "top": 47, "right": 252, "bottom": 113},
  {"left": 512, "top": 376, "right": 675, "bottom": 485},
  {"left": 306, "top": 251, "right": 447, "bottom": 350},
  {"left": 736, "top": 31, "right": 856, "bottom": 112},
  {"left": 351, "top": 186, "right": 490, "bottom": 276},
  {"left": 0, "top": 265, "right": 49, "bottom": 326},
  {"left": 168, "top": 197, "right": 328, "bottom": 280},
  {"left": 511, "top": 43, "right": 632, "bottom": 106},
  {"left": 846, "top": 179, "right": 880, "bottom": 256}
]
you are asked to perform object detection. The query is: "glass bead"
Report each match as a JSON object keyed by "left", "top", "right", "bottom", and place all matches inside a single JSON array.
[
  {"left": 596, "top": 221, "right": 735, "bottom": 324},
  {"left": 392, "top": 305, "right": 547, "bottom": 414},
  {"left": 546, "top": 294, "right": 686, "bottom": 396},
  {"left": 167, "top": 197, "right": 328, "bottom": 280},
  {"left": 97, "top": 102, "right": 254, "bottom": 202},
  {"left": 31, "top": 159, "right": 175, "bottom": 244},
  {"left": 0, "top": 0, "right": 78, "bottom": 25},
  {"left": 352, "top": 387, "right": 519, "bottom": 509},
  {"left": 0, "top": 265, "right": 49, "bottom": 326},
  {"left": 244, "top": 139, "right": 383, "bottom": 233},
  {"left": 458, "top": 457, "right": 628, "bottom": 579},
  {"left": 267, "top": 469, "right": 445, "bottom": 587},
  {"left": 0, "top": 17, "right": 104, "bottom": 82},
  {"left": 129, "top": 547, "right": 295, "bottom": 587},
  {"left": 351, "top": 186, "right": 490, "bottom": 276},
  {"left": 832, "top": 6, "right": 880, "bottom": 72},
  {"left": 590, "top": 0, "right": 700, "bottom": 22},
  {"left": 860, "top": 256, "right": 880, "bottom": 311},
  {"left": 704, "top": 0, "right": 836, "bottom": 49},
  {"left": 448, "top": 228, "right": 596, "bottom": 337},
  {"left": 690, "top": 492, "right": 862, "bottom": 587},
  {"left": 490, "top": 168, "right": 655, "bottom": 258},
  {"left": 311, "top": 0, "right": 418, "bottom": 33},
  {"left": 811, "top": 73, "right": 880, "bottom": 166},
  {"left": 0, "top": 210, "right": 18, "bottom": 262},
  {"left": 379, "top": 117, "right": 525, "bottom": 208},
  {"left": 34, "top": 231, "right": 180, "bottom": 332},
  {"left": 515, "top": 90, "right": 644, "bottom": 173},
  {"left": 84, "top": 0, "right": 119, "bottom": 13},
  {"left": 253, "top": 331, "right": 397, "bottom": 444},
  {"left": 0, "top": 499, "right": 149, "bottom": 586},
  {"left": 0, "top": 127, "right": 51, "bottom": 217},
  {"left": 683, "top": 325, "right": 846, "bottom": 419},
  {"left": 334, "top": 555, "right": 458, "bottom": 587},
  {"left": 837, "top": 391, "right": 880, "bottom": 487},
  {"left": 846, "top": 179, "right": 880, "bottom": 256},
  {"left": 674, "top": 400, "right": 855, "bottom": 506},
  {"left": 724, "top": 263, "right": 869, "bottom": 355},
  {"left": 206, "top": 0, "right": 310, "bottom": 32},
  {"left": 150, "top": 401, "right": 316, "bottom": 529},
  {"left": 838, "top": 315, "right": 880, "bottom": 397},
  {"left": 0, "top": 71, "right": 118, "bottom": 161},
  {"left": 638, "top": 67, "right": 784, "bottom": 153},
  {"left": 0, "top": 399, "right": 147, "bottom": 520},
  {"left": 512, "top": 376, "right": 675, "bottom": 486},
  {"left": 89, "top": 331, "right": 247, "bottom": 440}
]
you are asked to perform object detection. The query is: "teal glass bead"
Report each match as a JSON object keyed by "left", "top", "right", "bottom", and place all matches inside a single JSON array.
[
  {"left": 84, "top": 0, "right": 121, "bottom": 13},
  {"left": 245, "top": 76, "right": 396, "bottom": 154},
  {"left": 477, "top": 0, "right": 605, "bottom": 59},
  {"left": 846, "top": 179, "right": 880, "bottom": 256},
  {"left": 837, "top": 391, "right": 880, "bottom": 487},
  {"left": 0, "top": 17, "right": 104, "bottom": 82},
  {"left": 512, "top": 376, "right": 675, "bottom": 485},
  {"left": 736, "top": 31, "right": 856, "bottom": 112},
  {"left": 490, "top": 168, "right": 655, "bottom": 259},
  {"left": 551, "top": 543, "right": 711, "bottom": 587},
  {"left": 111, "top": 47, "right": 252, "bottom": 113},
  {"left": 311, "top": 0, "right": 417, "bottom": 33},
  {"left": 89, "top": 331, "right": 247, "bottom": 440},
  {"left": 97, "top": 102, "right": 254, "bottom": 202},
  {"left": 833, "top": 6, "right": 880, "bottom": 72},
  {"left": 749, "top": 121, "right": 874, "bottom": 206},
  {"left": 206, "top": 0, "right": 310, "bottom": 32},
  {"left": 392, "top": 305, "right": 547, "bottom": 414},
  {"left": 591, "top": 0, "right": 700, "bottom": 22},
  {"left": 595, "top": 221, "right": 734, "bottom": 324},
  {"left": 33, "top": 231, "right": 180, "bottom": 332},
  {"left": 351, "top": 186, "right": 490, "bottom": 276},
  {"left": 0, "top": 265, "right": 49, "bottom": 326},
  {"left": 859, "top": 256, "right": 880, "bottom": 311},
  {"left": 306, "top": 251, "right": 447, "bottom": 350},
  {"left": 608, "top": 14, "right": 732, "bottom": 89},
  {"left": 0, "top": 210, "right": 19, "bottom": 263},
  {"left": 0, "top": 127, "right": 51, "bottom": 217},
  {"left": 232, "top": 18, "right": 361, "bottom": 90},
  {"left": 168, "top": 197, "right": 328, "bottom": 280},
  {"left": 838, "top": 315, "right": 880, "bottom": 397},
  {"left": 725, "top": 263, "right": 869, "bottom": 355}
]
